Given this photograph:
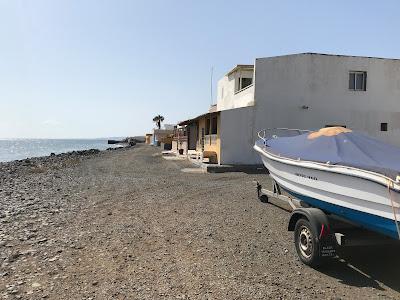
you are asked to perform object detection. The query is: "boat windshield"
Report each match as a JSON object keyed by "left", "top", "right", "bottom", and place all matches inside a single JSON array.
[{"left": 258, "top": 128, "right": 311, "bottom": 143}]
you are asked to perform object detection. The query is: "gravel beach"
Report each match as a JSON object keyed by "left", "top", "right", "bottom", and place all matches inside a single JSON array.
[{"left": 1, "top": 144, "right": 399, "bottom": 299}]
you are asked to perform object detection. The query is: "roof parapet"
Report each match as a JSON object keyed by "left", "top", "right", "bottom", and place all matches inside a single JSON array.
[{"left": 226, "top": 64, "right": 254, "bottom": 76}]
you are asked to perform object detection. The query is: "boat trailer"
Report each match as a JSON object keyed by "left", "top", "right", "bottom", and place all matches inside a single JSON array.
[{"left": 255, "top": 178, "right": 397, "bottom": 267}]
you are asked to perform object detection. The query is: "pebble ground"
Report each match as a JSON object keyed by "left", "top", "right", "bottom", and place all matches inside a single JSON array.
[{"left": 1, "top": 144, "right": 399, "bottom": 299}]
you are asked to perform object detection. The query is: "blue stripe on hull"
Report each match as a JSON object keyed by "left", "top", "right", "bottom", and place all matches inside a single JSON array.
[{"left": 284, "top": 189, "right": 400, "bottom": 240}]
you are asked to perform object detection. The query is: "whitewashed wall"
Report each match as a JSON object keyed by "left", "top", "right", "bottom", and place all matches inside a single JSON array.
[
  {"left": 219, "top": 106, "right": 261, "bottom": 165},
  {"left": 217, "top": 53, "right": 400, "bottom": 165},
  {"left": 217, "top": 69, "right": 255, "bottom": 111},
  {"left": 253, "top": 54, "right": 400, "bottom": 146}
]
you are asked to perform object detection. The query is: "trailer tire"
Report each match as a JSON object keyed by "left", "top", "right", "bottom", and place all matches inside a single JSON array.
[{"left": 294, "top": 218, "right": 321, "bottom": 267}]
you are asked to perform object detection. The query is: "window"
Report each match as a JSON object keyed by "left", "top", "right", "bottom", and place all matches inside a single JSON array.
[
  {"left": 325, "top": 124, "right": 346, "bottom": 128},
  {"left": 349, "top": 71, "right": 367, "bottom": 91},
  {"left": 236, "top": 77, "right": 253, "bottom": 92},
  {"left": 381, "top": 123, "right": 388, "bottom": 132},
  {"left": 211, "top": 116, "right": 218, "bottom": 134},
  {"left": 205, "top": 118, "right": 210, "bottom": 135},
  {"left": 241, "top": 77, "right": 252, "bottom": 89}
]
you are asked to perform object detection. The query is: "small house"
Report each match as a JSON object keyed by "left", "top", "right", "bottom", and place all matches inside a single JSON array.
[
  {"left": 177, "top": 105, "right": 220, "bottom": 163},
  {"left": 145, "top": 133, "right": 153, "bottom": 145},
  {"left": 153, "top": 125, "right": 174, "bottom": 147}
]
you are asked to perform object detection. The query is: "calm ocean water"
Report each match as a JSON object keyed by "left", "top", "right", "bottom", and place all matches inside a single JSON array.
[{"left": 0, "top": 139, "right": 120, "bottom": 162}]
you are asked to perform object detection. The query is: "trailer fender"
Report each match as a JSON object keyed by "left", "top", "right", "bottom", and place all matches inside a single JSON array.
[{"left": 288, "top": 208, "right": 331, "bottom": 238}]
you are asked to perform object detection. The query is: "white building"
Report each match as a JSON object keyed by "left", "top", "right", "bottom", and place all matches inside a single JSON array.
[{"left": 216, "top": 53, "right": 400, "bottom": 165}]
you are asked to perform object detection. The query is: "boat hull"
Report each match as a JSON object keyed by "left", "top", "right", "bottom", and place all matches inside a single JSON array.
[{"left": 255, "top": 146, "right": 400, "bottom": 240}]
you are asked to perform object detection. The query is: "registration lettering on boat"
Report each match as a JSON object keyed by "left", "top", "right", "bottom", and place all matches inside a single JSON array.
[{"left": 295, "top": 173, "right": 318, "bottom": 181}]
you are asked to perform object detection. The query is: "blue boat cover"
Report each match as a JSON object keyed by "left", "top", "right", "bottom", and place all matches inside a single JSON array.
[{"left": 258, "top": 129, "right": 400, "bottom": 180}]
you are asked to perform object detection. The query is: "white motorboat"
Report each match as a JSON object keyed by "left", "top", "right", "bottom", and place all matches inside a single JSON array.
[{"left": 254, "top": 127, "right": 400, "bottom": 240}]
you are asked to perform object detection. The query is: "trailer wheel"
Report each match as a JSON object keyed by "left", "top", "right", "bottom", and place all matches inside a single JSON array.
[{"left": 294, "top": 218, "right": 321, "bottom": 267}]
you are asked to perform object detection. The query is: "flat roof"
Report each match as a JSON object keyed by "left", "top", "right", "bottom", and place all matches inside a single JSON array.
[
  {"left": 178, "top": 111, "right": 219, "bottom": 126},
  {"left": 226, "top": 64, "right": 254, "bottom": 76},
  {"left": 256, "top": 52, "right": 400, "bottom": 61},
  {"left": 223, "top": 53, "right": 399, "bottom": 81},
  {"left": 178, "top": 112, "right": 209, "bottom": 126},
  {"left": 153, "top": 129, "right": 174, "bottom": 134}
]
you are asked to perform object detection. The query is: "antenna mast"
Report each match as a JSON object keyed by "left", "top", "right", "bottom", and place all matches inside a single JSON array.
[{"left": 210, "top": 66, "right": 214, "bottom": 105}]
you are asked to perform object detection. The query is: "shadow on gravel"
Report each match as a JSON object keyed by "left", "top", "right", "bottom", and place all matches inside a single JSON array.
[
  {"left": 240, "top": 169, "right": 269, "bottom": 174},
  {"left": 253, "top": 179, "right": 399, "bottom": 294},
  {"left": 257, "top": 196, "right": 400, "bottom": 293},
  {"left": 317, "top": 244, "right": 400, "bottom": 292}
]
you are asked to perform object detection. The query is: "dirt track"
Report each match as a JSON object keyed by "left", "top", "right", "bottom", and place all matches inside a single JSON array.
[{"left": 1, "top": 144, "right": 400, "bottom": 299}]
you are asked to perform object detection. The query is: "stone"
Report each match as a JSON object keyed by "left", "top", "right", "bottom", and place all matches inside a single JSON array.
[
  {"left": 32, "top": 282, "right": 41, "bottom": 288},
  {"left": 8, "top": 289, "right": 18, "bottom": 295},
  {"left": 7, "top": 252, "right": 21, "bottom": 263},
  {"left": 48, "top": 256, "right": 58, "bottom": 262}
]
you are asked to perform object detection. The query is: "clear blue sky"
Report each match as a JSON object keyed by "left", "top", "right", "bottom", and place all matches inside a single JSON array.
[{"left": 1, "top": 0, "right": 399, "bottom": 138}]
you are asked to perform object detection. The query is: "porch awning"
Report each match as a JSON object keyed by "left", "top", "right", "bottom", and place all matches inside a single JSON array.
[{"left": 178, "top": 111, "right": 219, "bottom": 126}]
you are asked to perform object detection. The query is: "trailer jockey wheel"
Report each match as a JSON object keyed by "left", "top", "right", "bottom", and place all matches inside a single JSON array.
[
  {"left": 256, "top": 182, "right": 269, "bottom": 203},
  {"left": 294, "top": 218, "right": 321, "bottom": 267},
  {"left": 259, "top": 195, "right": 269, "bottom": 203}
]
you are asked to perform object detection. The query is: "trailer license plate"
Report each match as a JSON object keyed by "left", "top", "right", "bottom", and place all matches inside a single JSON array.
[{"left": 320, "top": 238, "right": 336, "bottom": 257}]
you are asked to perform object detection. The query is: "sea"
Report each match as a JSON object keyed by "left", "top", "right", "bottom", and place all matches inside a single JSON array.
[{"left": 0, "top": 139, "right": 122, "bottom": 162}]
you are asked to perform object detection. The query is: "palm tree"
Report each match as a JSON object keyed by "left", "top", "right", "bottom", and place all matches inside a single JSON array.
[{"left": 153, "top": 115, "right": 164, "bottom": 129}]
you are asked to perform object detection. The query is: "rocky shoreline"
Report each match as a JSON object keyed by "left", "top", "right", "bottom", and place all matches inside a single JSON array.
[
  {"left": 0, "top": 146, "right": 131, "bottom": 182},
  {"left": 0, "top": 146, "right": 131, "bottom": 299}
]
